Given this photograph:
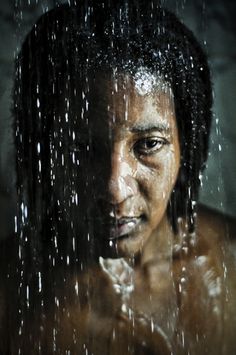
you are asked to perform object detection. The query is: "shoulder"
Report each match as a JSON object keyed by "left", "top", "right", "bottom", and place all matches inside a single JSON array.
[
  {"left": 196, "top": 204, "right": 236, "bottom": 242},
  {"left": 194, "top": 204, "right": 236, "bottom": 271},
  {"left": 195, "top": 205, "right": 236, "bottom": 352},
  {"left": 173, "top": 206, "right": 236, "bottom": 353}
]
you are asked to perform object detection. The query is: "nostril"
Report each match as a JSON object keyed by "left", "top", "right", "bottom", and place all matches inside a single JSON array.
[{"left": 95, "top": 197, "right": 122, "bottom": 219}]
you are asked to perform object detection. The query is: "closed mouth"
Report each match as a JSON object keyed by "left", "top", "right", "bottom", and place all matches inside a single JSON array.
[{"left": 107, "top": 215, "right": 145, "bottom": 240}]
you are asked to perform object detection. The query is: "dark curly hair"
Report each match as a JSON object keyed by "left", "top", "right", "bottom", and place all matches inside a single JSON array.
[{"left": 14, "top": 0, "right": 212, "bottom": 269}]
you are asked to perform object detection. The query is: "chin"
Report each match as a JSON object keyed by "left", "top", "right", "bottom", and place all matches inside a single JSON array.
[
  {"left": 105, "top": 232, "right": 147, "bottom": 260},
  {"left": 94, "top": 217, "right": 153, "bottom": 259}
]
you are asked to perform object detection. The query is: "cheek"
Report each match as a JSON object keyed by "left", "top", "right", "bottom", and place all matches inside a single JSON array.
[
  {"left": 137, "top": 151, "right": 179, "bottom": 201},
  {"left": 162, "top": 154, "right": 180, "bottom": 193}
]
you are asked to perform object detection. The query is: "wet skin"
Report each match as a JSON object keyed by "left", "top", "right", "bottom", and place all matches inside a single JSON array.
[
  {"left": 1, "top": 72, "right": 236, "bottom": 354},
  {"left": 1, "top": 207, "right": 236, "bottom": 354},
  {"left": 85, "top": 72, "right": 180, "bottom": 258}
]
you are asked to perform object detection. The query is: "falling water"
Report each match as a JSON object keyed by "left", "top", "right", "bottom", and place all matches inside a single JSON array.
[{"left": 0, "top": 0, "right": 236, "bottom": 354}]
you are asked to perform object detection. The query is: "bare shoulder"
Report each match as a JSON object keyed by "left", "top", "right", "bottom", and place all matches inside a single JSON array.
[
  {"left": 195, "top": 204, "right": 236, "bottom": 265},
  {"left": 196, "top": 204, "right": 236, "bottom": 242},
  {"left": 175, "top": 205, "right": 236, "bottom": 353}
]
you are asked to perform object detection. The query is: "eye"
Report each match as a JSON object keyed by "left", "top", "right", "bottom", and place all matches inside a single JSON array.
[{"left": 134, "top": 137, "right": 168, "bottom": 156}]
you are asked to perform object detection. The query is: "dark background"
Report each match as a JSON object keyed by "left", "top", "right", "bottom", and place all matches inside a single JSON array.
[{"left": 0, "top": 0, "right": 236, "bottom": 239}]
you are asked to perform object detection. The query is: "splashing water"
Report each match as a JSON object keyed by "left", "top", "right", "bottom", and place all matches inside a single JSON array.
[{"left": 0, "top": 1, "right": 236, "bottom": 354}]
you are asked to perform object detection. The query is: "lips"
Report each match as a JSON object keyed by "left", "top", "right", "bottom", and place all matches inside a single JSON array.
[{"left": 107, "top": 216, "right": 143, "bottom": 240}]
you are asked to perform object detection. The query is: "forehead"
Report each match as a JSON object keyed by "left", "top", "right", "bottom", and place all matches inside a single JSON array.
[{"left": 86, "top": 69, "right": 176, "bottom": 132}]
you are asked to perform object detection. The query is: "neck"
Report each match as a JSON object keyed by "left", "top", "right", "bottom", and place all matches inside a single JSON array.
[{"left": 139, "top": 214, "right": 174, "bottom": 268}]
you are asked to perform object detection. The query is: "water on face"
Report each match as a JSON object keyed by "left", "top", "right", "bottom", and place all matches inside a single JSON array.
[{"left": 2, "top": 0, "right": 235, "bottom": 354}]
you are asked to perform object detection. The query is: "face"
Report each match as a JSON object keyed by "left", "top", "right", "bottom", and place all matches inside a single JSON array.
[
  {"left": 77, "top": 70, "right": 181, "bottom": 259},
  {"left": 62, "top": 69, "right": 180, "bottom": 260}
]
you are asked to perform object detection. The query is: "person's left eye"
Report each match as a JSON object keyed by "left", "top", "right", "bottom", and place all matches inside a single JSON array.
[{"left": 134, "top": 137, "right": 168, "bottom": 156}]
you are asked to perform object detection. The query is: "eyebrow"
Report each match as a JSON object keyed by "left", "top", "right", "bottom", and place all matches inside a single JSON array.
[{"left": 130, "top": 122, "right": 171, "bottom": 134}]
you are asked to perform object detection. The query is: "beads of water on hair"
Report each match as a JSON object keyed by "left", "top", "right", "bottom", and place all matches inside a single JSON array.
[
  {"left": 20, "top": 202, "right": 28, "bottom": 223},
  {"left": 67, "top": 255, "right": 70, "bottom": 265},
  {"left": 38, "top": 159, "right": 42, "bottom": 173},
  {"left": 61, "top": 154, "right": 65, "bottom": 166},
  {"left": 38, "top": 272, "right": 42, "bottom": 293},
  {"left": 54, "top": 235, "right": 58, "bottom": 249},
  {"left": 15, "top": 215, "right": 18, "bottom": 233},
  {"left": 26, "top": 285, "right": 30, "bottom": 308}
]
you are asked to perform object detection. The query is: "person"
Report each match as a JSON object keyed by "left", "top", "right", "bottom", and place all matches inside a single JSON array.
[{"left": 0, "top": 1, "right": 236, "bottom": 354}]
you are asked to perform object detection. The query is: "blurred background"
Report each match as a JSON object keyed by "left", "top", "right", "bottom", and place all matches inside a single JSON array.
[{"left": 0, "top": 0, "right": 236, "bottom": 240}]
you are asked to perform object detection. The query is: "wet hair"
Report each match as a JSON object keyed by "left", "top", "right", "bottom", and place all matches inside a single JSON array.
[{"left": 14, "top": 0, "right": 212, "bottom": 267}]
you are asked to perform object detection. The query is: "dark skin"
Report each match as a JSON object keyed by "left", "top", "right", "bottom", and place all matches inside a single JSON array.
[
  {"left": 90, "top": 72, "right": 180, "bottom": 258},
  {"left": 0, "top": 72, "right": 236, "bottom": 354},
  {"left": 0, "top": 206, "right": 235, "bottom": 354}
]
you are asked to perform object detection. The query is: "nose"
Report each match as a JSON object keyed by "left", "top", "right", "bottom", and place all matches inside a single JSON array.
[{"left": 108, "top": 145, "right": 138, "bottom": 205}]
